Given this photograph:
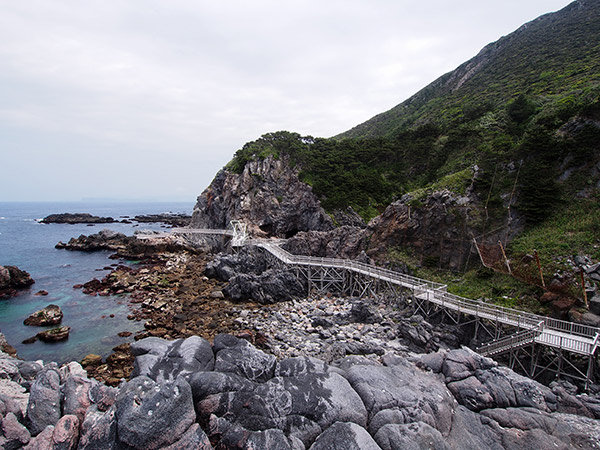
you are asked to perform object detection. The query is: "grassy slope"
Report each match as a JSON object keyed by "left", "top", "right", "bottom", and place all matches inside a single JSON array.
[{"left": 337, "top": 0, "right": 600, "bottom": 140}]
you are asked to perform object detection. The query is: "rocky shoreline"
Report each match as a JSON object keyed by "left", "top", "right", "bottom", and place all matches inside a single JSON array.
[
  {"left": 1, "top": 332, "right": 599, "bottom": 449},
  {"left": 1, "top": 231, "right": 600, "bottom": 448}
]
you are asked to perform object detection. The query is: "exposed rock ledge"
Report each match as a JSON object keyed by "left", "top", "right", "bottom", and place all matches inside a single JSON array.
[{"left": 1, "top": 333, "right": 599, "bottom": 449}]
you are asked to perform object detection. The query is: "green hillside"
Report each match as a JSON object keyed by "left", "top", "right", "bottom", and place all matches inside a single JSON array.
[
  {"left": 337, "top": 0, "right": 600, "bottom": 140},
  {"left": 229, "top": 1, "right": 600, "bottom": 225}
]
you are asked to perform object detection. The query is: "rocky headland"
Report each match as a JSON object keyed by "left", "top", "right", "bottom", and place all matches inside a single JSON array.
[{"left": 190, "top": 155, "right": 335, "bottom": 238}]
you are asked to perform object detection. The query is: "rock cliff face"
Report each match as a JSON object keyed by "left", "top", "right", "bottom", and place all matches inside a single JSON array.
[
  {"left": 190, "top": 155, "right": 334, "bottom": 238},
  {"left": 366, "top": 189, "right": 523, "bottom": 271}
]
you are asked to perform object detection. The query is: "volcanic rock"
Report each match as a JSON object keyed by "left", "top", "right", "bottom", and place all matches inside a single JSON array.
[
  {"left": 40, "top": 213, "right": 115, "bottom": 224},
  {"left": 0, "top": 266, "right": 35, "bottom": 299},
  {"left": 190, "top": 154, "right": 334, "bottom": 237},
  {"left": 23, "top": 305, "right": 63, "bottom": 327}
]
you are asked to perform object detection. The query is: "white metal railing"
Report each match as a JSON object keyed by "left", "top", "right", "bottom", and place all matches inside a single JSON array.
[
  {"left": 160, "top": 228, "right": 600, "bottom": 356},
  {"left": 478, "top": 323, "right": 543, "bottom": 356},
  {"left": 252, "top": 240, "right": 600, "bottom": 355}
]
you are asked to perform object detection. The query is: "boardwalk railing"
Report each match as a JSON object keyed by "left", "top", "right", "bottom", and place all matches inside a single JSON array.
[
  {"left": 161, "top": 227, "right": 600, "bottom": 359},
  {"left": 252, "top": 240, "right": 600, "bottom": 357},
  {"left": 478, "top": 322, "right": 544, "bottom": 356}
]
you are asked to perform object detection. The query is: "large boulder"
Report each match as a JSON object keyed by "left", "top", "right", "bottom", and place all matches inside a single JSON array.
[
  {"left": 115, "top": 376, "right": 196, "bottom": 450},
  {"left": 213, "top": 334, "right": 276, "bottom": 382},
  {"left": 131, "top": 336, "right": 215, "bottom": 383},
  {"left": 345, "top": 360, "right": 456, "bottom": 436},
  {"left": 223, "top": 270, "right": 307, "bottom": 304},
  {"left": 309, "top": 421, "right": 381, "bottom": 450},
  {"left": 25, "top": 366, "right": 62, "bottom": 436}
]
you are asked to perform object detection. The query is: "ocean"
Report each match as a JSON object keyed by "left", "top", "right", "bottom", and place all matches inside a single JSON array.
[{"left": 0, "top": 201, "right": 192, "bottom": 364}]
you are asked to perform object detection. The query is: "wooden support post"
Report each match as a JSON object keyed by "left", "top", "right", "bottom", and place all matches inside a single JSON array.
[
  {"left": 498, "top": 240, "right": 512, "bottom": 274},
  {"left": 580, "top": 268, "right": 589, "bottom": 309},
  {"left": 534, "top": 250, "right": 546, "bottom": 289},
  {"left": 473, "top": 238, "right": 487, "bottom": 268}
]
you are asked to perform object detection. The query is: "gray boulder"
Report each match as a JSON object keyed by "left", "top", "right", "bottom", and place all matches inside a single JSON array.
[
  {"left": 62, "top": 376, "right": 93, "bottom": 423},
  {"left": 309, "top": 421, "right": 381, "bottom": 450},
  {"left": 209, "top": 415, "right": 294, "bottom": 450},
  {"left": 189, "top": 371, "right": 256, "bottom": 404},
  {"left": 374, "top": 422, "right": 449, "bottom": 450},
  {"left": 224, "top": 270, "right": 307, "bottom": 304},
  {"left": 26, "top": 366, "right": 62, "bottom": 436},
  {"left": 115, "top": 376, "right": 196, "bottom": 450},
  {"left": 214, "top": 335, "right": 276, "bottom": 382},
  {"left": 1, "top": 412, "right": 31, "bottom": 449},
  {"left": 131, "top": 336, "right": 215, "bottom": 382},
  {"left": 345, "top": 360, "right": 455, "bottom": 435},
  {"left": 160, "top": 423, "right": 212, "bottom": 450},
  {"left": 77, "top": 406, "right": 116, "bottom": 450},
  {"left": 50, "top": 415, "right": 79, "bottom": 450}
]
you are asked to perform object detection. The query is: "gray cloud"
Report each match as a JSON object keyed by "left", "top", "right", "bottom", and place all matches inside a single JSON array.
[{"left": 0, "top": 0, "right": 573, "bottom": 201}]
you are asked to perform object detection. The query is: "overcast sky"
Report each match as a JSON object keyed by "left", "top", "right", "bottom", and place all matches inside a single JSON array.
[{"left": 1, "top": 0, "right": 574, "bottom": 203}]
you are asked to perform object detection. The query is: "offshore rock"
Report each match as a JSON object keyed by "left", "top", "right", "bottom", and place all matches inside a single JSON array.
[
  {"left": 40, "top": 213, "right": 115, "bottom": 224},
  {"left": 190, "top": 155, "right": 334, "bottom": 238},
  {"left": 35, "top": 327, "right": 70, "bottom": 343},
  {"left": 23, "top": 305, "right": 63, "bottom": 327},
  {"left": 55, "top": 229, "right": 197, "bottom": 259},
  {"left": 132, "top": 213, "right": 191, "bottom": 227},
  {"left": 0, "top": 266, "right": 35, "bottom": 300}
]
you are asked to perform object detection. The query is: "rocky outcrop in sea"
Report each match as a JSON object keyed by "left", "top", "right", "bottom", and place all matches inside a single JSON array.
[
  {"left": 1, "top": 333, "right": 599, "bottom": 450},
  {"left": 55, "top": 229, "right": 199, "bottom": 259},
  {"left": 0, "top": 266, "right": 35, "bottom": 300},
  {"left": 40, "top": 213, "right": 116, "bottom": 224}
]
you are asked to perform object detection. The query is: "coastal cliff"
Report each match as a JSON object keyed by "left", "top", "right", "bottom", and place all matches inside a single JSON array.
[{"left": 190, "top": 155, "right": 334, "bottom": 238}]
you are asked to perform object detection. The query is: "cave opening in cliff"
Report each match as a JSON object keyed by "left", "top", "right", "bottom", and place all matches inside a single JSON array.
[
  {"left": 285, "top": 228, "right": 299, "bottom": 239},
  {"left": 259, "top": 223, "right": 273, "bottom": 235}
]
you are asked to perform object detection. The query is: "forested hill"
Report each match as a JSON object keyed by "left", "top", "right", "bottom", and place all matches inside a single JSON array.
[
  {"left": 337, "top": 0, "right": 600, "bottom": 140},
  {"left": 227, "top": 1, "right": 600, "bottom": 225}
]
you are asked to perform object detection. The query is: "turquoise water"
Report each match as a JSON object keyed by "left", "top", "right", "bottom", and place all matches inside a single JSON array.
[{"left": 0, "top": 201, "right": 192, "bottom": 364}]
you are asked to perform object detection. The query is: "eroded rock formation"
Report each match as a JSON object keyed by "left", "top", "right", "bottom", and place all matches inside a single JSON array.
[{"left": 190, "top": 155, "right": 334, "bottom": 238}]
